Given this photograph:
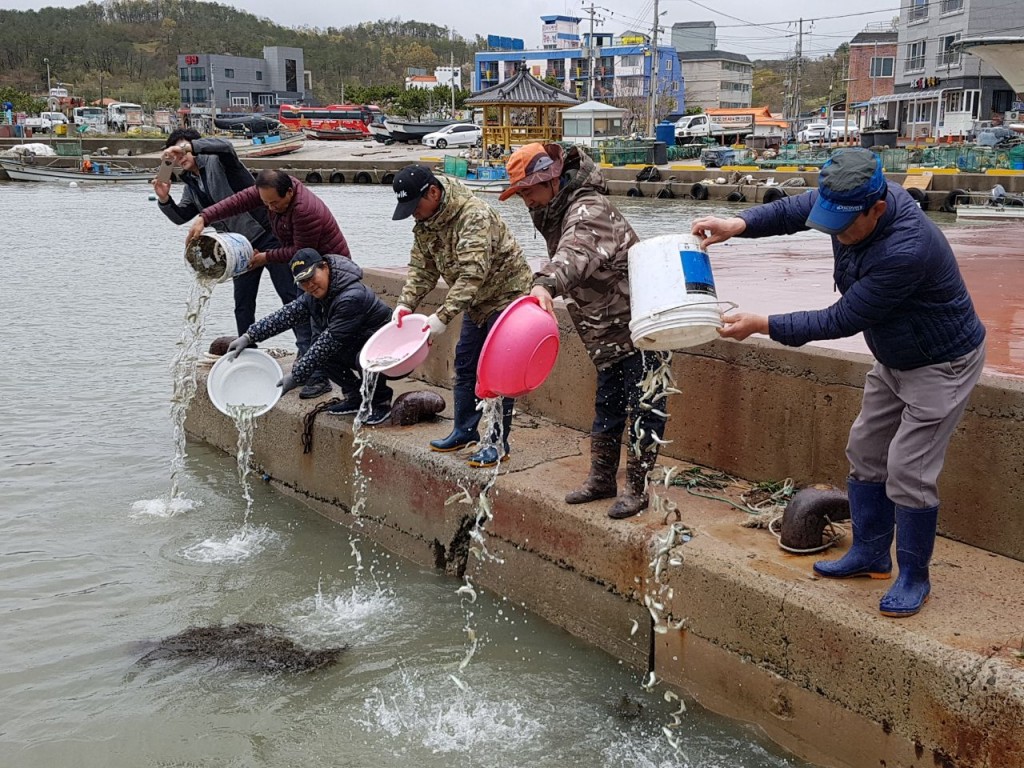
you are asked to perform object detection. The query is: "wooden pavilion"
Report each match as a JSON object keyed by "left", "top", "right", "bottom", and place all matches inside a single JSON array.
[{"left": 465, "top": 64, "right": 580, "bottom": 153}]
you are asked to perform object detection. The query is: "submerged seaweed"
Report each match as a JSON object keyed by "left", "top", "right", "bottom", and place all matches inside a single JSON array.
[{"left": 137, "top": 622, "right": 346, "bottom": 673}]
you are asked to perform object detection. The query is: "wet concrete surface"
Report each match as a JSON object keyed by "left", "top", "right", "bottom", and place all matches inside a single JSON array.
[{"left": 709, "top": 221, "right": 1024, "bottom": 377}]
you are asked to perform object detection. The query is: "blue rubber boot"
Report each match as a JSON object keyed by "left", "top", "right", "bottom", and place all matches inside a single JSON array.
[
  {"left": 879, "top": 505, "right": 939, "bottom": 618},
  {"left": 467, "top": 399, "right": 513, "bottom": 468},
  {"left": 813, "top": 478, "right": 894, "bottom": 579},
  {"left": 430, "top": 385, "right": 480, "bottom": 452}
]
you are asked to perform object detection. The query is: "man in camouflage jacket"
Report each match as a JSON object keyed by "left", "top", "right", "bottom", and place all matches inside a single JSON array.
[
  {"left": 391, "top": 165, "right": 532, "bottom": 468},
  {"left": 500, "top": 143, "right": 670, "bottom": 519}
]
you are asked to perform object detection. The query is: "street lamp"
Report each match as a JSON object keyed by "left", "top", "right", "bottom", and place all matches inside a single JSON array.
[{"left": 44, "top": 57, "right": 51, "bottom": 92}]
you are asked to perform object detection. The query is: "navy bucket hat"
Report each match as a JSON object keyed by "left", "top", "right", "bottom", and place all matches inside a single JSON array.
[{"left": 806, "top": 149, "right": 888, "bottom": 235}]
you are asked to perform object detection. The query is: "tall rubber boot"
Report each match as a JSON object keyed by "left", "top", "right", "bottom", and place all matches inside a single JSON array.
[
  {"left": 607, "top": 447, "right": 658, "bottom": 520},
  {"left": 430, "top": 386, "right": 480, "bottom": 452},
  {"left": 879, "top": 505, "right": 939, "bottom": 618},
  {"left": 565, "top": 434, "right": 621, "bottom": 504},
  {"left": 813, "top": 478, "right": 894, "bottom": 579}
]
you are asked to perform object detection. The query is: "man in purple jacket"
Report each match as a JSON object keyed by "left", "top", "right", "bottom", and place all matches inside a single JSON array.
[
  {"left": 692, "top": 148, "right": 986, "bottom": 618},
  {"left": 188, "top": 168, "right": 351, "bottom": 398},
  {"left": 188, "top": 169, "right": 350, "bottom": 271}
]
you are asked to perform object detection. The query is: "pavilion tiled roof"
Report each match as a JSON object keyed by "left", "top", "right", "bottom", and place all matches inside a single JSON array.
[{"left": 466, "top": 66, "right": 580, "bottom": 107}]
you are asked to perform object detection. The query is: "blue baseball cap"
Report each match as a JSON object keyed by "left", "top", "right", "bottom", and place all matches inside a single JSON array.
[
  {"left": 806, "top": 149, "right": 888, "bottom": 235},
  {"left": 290, "top": 248, "right": 325, "bottom": 283}
]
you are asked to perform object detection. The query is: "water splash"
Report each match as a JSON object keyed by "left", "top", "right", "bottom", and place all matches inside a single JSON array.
[
  {"left": 130, "top": 496, "right": 200, "bottom": 518},
  {"left": 168, "top": 276, "right": 215, "bottom": 500},
  {"left": 287, "top": 580, "right": 398, "bottom": 642},
  {"left": 179, "top": 524, "right": 279, "bottom": 563},
  {"left": 349, "top": 370, "right": 380, "bottom": 521},
  {"left": 227, "top": 403, "right": 261, "bottom": 525}
]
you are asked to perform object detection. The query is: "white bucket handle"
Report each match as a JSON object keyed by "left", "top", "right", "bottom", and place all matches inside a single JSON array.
[{"left": 644, "top": 300, "right": 738, "bottom": 319}]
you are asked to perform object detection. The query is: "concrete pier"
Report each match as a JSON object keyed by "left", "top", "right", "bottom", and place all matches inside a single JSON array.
[{"left": 186, "top": 267, "right": 1024, "bottom": 768}]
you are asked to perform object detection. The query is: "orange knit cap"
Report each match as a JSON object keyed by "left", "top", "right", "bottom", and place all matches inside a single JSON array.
[{"left": 498, "top": 143, "right": 564, "bottom": 201}]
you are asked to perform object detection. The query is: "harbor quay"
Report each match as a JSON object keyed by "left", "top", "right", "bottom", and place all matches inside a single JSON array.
[
  {"left": 186, "top": 265, "right": 1024, "bottom": 768},
  {"left": 3, "top": 136, "right": 1022, "bottom": 209}
]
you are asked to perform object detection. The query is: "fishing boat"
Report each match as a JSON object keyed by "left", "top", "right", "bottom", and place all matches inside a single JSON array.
[
  {"left": 367, "top": 120, "right": 393, "bottom": 143},
  {"left": 234, "top": 131, "right": 305, "bottom": 159},
  {"left": 0, "top": 156, "right": 152, "bottom": 183},
  {"left": 953, "top": 186, "right": 1024, "bottom": 221},
  {"left": 302, "top": 127, "right": 365, "bottom": 141},
  {"left": 440, "top": 159, "right": 509, "bottom": 194},
  {"left": 383, "top": 117, "right": 457, "bottom": 144}
]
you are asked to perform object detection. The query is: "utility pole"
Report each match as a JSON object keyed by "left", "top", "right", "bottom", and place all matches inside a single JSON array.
[
  {"left": 581, "top": 2, "right": 601, "bottom": 101},
  {"left": 44, "top": 57, "right": 51, "bottom": 93},
  {"left": 794, "top": 18, "right": 803, "bottom": 131},
  {"left": 451, "top": 50, "right": 456, "bottom": 117},
  {"left": 647, "top": 0, "right": 660, "bottom": 137}
]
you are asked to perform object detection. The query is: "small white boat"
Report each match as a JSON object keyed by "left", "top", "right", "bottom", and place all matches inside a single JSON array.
[
  {"left": 454, "top": 175, "right": 510, "bottom": 194},
  {"left": 0, "top": 157, "right": 152, "bottom": 183},
  {"left": 953, "top": 186, "right": 1024, "bottom": 221}
]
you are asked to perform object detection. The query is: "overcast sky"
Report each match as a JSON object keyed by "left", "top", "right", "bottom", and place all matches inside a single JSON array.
[{"left": 2, "top": 0, "right": 903, "bottom": 59}]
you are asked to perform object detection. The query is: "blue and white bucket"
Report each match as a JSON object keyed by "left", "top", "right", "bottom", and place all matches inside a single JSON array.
[
  {"left": 628, "top": 233, "right": 732, "bottom": 350},
  {"left": 184, "top": 229, "right": 253, "bottom": 283}
]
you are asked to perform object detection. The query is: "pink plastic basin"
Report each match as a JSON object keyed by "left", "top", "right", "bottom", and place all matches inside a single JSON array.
[
  {"left": 476, "top": 296, "right": 560, "bottom": 399},
  {"left": 359, "top": 314, "right": 431, "bottom": 378}
]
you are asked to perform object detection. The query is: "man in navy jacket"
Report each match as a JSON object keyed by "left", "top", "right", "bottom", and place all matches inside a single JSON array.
[{"left": 692, "top": 148, "right": 985, "bottom": 618}]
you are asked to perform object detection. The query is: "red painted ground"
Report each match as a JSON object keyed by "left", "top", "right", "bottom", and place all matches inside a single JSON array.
[{"left": 709, "top": 223, "right": 1024, "bottom": 378}]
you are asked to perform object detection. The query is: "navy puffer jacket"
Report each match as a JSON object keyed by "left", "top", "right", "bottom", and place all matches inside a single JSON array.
[{"left": 737, "top": 182, "right": 984, "bottom": 370}]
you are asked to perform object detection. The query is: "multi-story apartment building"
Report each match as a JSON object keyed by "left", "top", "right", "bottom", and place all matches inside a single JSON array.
[
  {"left": 670, "top": 22, "right": 752, "bottom": 112},
  {"left": 880, "top": 0, "right": 1017, "bottom": 139},
  {"left": 177, "top": 46, "right": 305, "bottom": 114},
  {"left": 473, "top": 17, "right": 684, "bottom": 114}
]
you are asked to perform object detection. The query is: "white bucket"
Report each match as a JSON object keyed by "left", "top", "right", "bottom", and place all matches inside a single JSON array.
[
  {"left": 628, "top": 233, "right": 729, "bottom": 350},
  {"left": 184, "top": 228, "right": 253, "bottom": 283}
]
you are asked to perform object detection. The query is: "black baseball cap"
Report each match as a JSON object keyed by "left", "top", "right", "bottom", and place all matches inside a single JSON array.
[
  {"left": 290, "top": 248, "right": 325, "bottom": 283},
  {"left": 392, "top": 165, "right": 438, "bottom": 220}
]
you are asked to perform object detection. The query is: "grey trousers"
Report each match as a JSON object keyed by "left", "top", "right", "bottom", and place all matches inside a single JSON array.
[{"left": 846, "top": 343, "right": 985, "bottom": 509}]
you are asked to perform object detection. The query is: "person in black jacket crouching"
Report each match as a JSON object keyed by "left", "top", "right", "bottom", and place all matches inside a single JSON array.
[
  {"left": 226, "top": 248, "right": 394, "bottom": 426},
  {"left": 691, "top": 148, "right": 986, "bottom": 618}
]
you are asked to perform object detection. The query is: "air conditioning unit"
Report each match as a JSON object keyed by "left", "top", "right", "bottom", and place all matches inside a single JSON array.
[{"left": 1007, "top": 110, "right": 1021, "bottom": 120}]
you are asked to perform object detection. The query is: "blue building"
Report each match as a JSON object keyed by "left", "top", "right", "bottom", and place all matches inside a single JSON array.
[{"left": 474, "top": 17, "right": 684, "bottom": 115}]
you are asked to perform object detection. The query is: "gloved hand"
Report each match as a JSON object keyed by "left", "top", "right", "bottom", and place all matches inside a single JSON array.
[
  {"left": 226, "top": 333, "right": 251, "bottom": 360},
  {"left": 423, "top": 313, "right": 447, "bottom": 339},
  {"left": 277, "top": 373, "right": 297, "bottom": 395},
  {"left": 392, "top": 304, "right": 412, "bottom": 328}
]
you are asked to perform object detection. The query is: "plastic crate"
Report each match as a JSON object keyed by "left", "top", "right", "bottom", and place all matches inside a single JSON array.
[
  {"left": 54, "top": 140, "right": 83, "bottom": 157},
  {"left": 443, "top": 155, "right": 469, "bottom": 177}
]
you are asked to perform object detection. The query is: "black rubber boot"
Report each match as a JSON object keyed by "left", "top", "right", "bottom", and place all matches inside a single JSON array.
[
  {"left": 879, "top": 505, "right": 939, "bottom": 617},
  {"left": 566, "top": 434, "right": 621, "bottom": 504},
  {"left": 813, "top": 479, "right": 894, "bottom": 579},
  {"left": 430, "top": 386, "right": 480, "bottom": 452},
  {"left": 466, "top": 399, "right": 514, "bottom": 468},
  {"left": 299, "top": 371, "right": 332, "bottom": 399},
  {"left": 607, "top": 448, "right": 658, "bottom": 519}
]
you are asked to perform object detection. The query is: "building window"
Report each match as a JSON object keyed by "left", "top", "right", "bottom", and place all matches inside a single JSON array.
[
  {"left": 940, "top": 0, "right": 963, "bottom": 13},
  {"left": 257, "top": 94, "right": 277, "bottom": 106},
  {"left": 285, "top": 59, "right": 297, "bottom": 92},
  {"left": 992, "top": 90, "right": 1014, "bottom": 112},
  {"left": 870, "top": 57, "right": 894, "bottom": 77},
  {"left": 180, "top": 89, "right": 190, "bottom": 102},
  {"left": 256, "top": 71, "right": 263, "bottom": 81},
  {"left": 191, "top": 89, "right": 207, "bottom": 102},
  {"left": 230, "top": 96, "right": 252, "bottom": 106},
  {"left": 937, "top": 34, "right": 961, "bottom": 67},
  {"left": 224, "top": 68, "right": 235, "bottom": 79},
  {"left": 179, "top": 67, "right": 189, "bottom": 82},
  {"left": 562, "top": 117, "right": 587, "bottom": 137},
  {"left": 191, "top": 67, "right": 205, "bottom": 82},
  {"left": 905, "top": 41, "right": 926, "bottom": 72},
  {"left": 620, "top": 55, "right": 640, "bottom": 68},
  {"left": 908, "top": 0, "right": 928, "bottom": 22}
]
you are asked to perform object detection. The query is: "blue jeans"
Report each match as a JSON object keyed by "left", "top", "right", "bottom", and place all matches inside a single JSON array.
[
  {"left": 233, "top": 264, "right": 312, "bottom": 355},
  {"left": 592, "top": 350, "right": 669, "bottom": 441},
  {"left": 454, "top": 312, "right": 514, "bottom": 438}
]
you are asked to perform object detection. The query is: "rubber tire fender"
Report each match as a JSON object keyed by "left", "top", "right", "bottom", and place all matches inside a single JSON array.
[
  {"left": 656, "top": 187, "right": 675, "bottom": 199},
  {"left": 726, "top": 191, "right": 746, "bottom": 203},
  {"left": 381, "top": 172, "right": 396, "bottom": 185},
  {"left": 329, "top": 172, "right": 346, "bottom": 184},
  {"left": 354, "top": 171, "right": 372, "bottom": 184},
  {"left": 305, "top": 171, "right": 323, "bottom": 184},
  {"left": 906, "top": 186, "right": 929, "bottom": 211},
  {"left": 690, "top": 182, "right": 709, "bottom": 200},
  {"left": 762, "top": 187, "right": 786, "bottom": 204},
  {"left": 940, "top": 188, "right": 967, "bottom": 213},
  {"left": 626, "top": 187, "right": 643, "bottom": 197}
]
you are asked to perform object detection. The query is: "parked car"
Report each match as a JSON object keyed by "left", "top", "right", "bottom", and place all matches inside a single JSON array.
[
  {"left": 422, "top": 123, "right": 482, "bottom": 149},
  {"left": 797, "top": 122, "right": 836, "bottom": 144}
]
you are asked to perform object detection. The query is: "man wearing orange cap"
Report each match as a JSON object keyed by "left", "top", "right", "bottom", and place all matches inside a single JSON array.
[{"left": 500, "top": 143, "right": 669, "bottom": 519}]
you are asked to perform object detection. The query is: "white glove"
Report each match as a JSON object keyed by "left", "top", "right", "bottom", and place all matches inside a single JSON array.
[
  {"left": 423, "top": 313, "right": 447, "bottom": 339},
  {"left": 392, "top": 304, "right": 412, "bottom": 327}
]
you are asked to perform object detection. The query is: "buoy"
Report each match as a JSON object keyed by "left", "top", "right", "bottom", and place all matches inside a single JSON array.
[
  {"left": 762, "top": 187, "right": 787, "bottom": 204},
  {"left": 690, "top": 182, "right": 709, "bottom": 200},
  {"left": 148, "top": 193, "right": 157, "bottom": 201},
  {"left": 305, "top": 171, "right": 323, "bottom": 184},
  {"left": 69, "top": 181, "right": 78, "bottom": 188}
]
